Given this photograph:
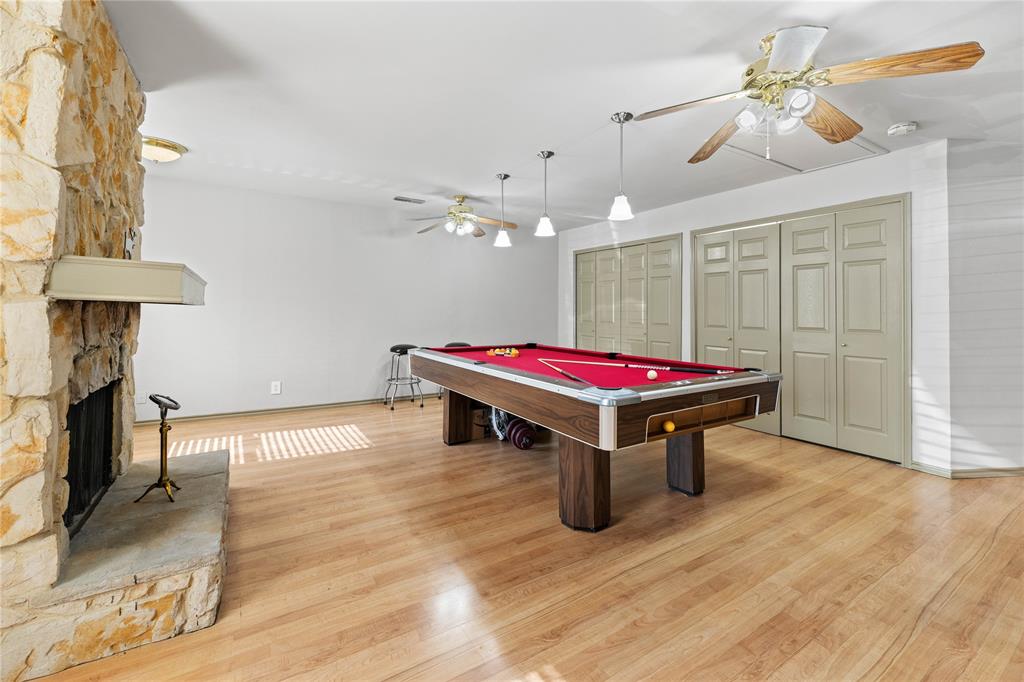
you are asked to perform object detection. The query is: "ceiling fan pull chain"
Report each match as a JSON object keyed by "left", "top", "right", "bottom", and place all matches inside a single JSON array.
[{"left": 765, "top": 125, "right": 771, "bottom": 160}]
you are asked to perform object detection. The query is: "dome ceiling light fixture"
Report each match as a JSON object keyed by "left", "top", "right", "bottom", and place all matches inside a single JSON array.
[
  {"left": 634, "top": 25, "right": 984, "bottom": 163},
  {"left": 141, "top": 136, "right": 188, "bottom": 163},
  {"left": 535, "top": 151, "right": 556, "bottom": 237}
]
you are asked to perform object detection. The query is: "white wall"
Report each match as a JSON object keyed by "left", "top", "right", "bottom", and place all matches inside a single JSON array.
[
  {"left": 557, "top": 140, "right": 991, "bottom": 473},
  {"left": 946, "top": 141, "right": 1024, "bottom": 472},
  {"left": 134, "top": 177, "right": 558, "bottom": 420}
]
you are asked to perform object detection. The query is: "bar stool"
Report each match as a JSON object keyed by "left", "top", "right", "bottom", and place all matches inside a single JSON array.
[
  {"left": 437, "top": 342, "right": 471, "bottom": 399},
  {"left": 385, "top": 344, "right": 423, "bottom": 410}
]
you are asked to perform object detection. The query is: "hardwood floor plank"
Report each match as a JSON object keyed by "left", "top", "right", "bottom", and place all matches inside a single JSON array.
[{"left": 49, "top": 401, "right": 1024, "bottom": 681}]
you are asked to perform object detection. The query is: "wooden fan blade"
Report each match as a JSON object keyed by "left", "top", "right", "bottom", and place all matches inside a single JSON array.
[
  {"left": 802, "top": 96, "right": 863, "bottom": 144},
  {"left": 636, "top": 90, "right": 755, "bottom": 122},
  {"left": 475, "top": 216, "right": 518, "bottom": 229},
  {"left": 471, "top": 225, "right": 486, "bottom": 238},
  {"left": 409, "top": 216, "right": 447, "bottom": 221},
  {"left": 821, "top": 41, "right": 984, "bottom": 86},
  {"left": 417, "top": 222, "right": 444, "bottom": 234},
  {"left": 688, "top": 117, "right": 740, "bottom": 164}
]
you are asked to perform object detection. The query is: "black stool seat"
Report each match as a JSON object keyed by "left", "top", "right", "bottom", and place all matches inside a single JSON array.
[
  {"left": 390, "top": 343, "right": 418, "bottom": 355},
  {"left": 444, "top": 341, "right": 471, "bottom": 347}
]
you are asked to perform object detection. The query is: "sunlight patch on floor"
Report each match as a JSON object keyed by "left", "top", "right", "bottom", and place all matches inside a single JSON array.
[
  {"left": 169, "top": 434, "right": 246, "bottom": 464},
  {"left": 165, "top": 425, "right": 373, "bottom": 463},
  {"left": 255, "top": 424, "right": 373, "bottom": 461}
]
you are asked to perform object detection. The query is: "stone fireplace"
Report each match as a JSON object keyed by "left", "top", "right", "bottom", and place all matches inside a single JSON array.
[{"left": 2, "top": 3, "right": 224, "bottom": 680}]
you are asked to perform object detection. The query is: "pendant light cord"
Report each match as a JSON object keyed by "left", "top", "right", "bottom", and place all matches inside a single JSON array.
[
  {"left": 500, "top": 177, "right": 505, "bottom": 228},
  {"left": 543, "top": 156, "right": 548, "bottom": 214},
  {"left": 618, "top": 121, "right": 624, "bottom": 195}
]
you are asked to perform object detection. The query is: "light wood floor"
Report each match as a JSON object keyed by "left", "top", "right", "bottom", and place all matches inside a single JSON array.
[{"left": 54, "top": 400, "right": 1023, "bottom": 681}]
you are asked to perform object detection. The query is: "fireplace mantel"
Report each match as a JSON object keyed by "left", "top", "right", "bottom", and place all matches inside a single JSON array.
[{"left": 46, "top": 256, "right": 207, "bottom": 305}]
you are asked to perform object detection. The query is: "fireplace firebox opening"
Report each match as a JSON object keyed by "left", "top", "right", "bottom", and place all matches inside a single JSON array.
[{"left": 64, "top": 380, "right": 118, "bottom": 536}]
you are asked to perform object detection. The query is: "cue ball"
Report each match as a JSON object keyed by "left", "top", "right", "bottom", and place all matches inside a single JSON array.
[
  {"left": 647, "top": 370, "right": 659, "bottom": 380},
  {"left": 662, "top": 420, "right": 676, "bottom": 433}
]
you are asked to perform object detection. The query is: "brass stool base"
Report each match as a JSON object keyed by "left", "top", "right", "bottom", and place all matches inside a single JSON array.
[{"left": 134, "top": 478, "right": 180, "bottom": 503}]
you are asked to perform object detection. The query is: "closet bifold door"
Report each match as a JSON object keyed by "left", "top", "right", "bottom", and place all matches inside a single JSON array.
[
  {"left": 695, "top": 231, "right": 734, "bottom": 365},
  {"left": 647, "top": 237, "right": 681, "bottom": 359},
  {"left": 733, "top": 224, "right": 781, "bottom": 435},
  {"left": 782, "top": 214, "right": 838, "bottom": 447},
  {"left": 620, "top": 244, "right": 648, "bottom": 355},
  {"left": 575, "top": 252, "right": 597, "bottom": 350},
  {"left": 835, "top": 202, "right": 903, "bottom": 462},
  {"left": 595, "top": 248, "right": 621, "bottom": 352}
]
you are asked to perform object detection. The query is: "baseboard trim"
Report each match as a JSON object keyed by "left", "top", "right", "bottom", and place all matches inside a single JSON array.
[
  {"left": 134, "top": 393, "right": 445, "bottom": 426},
  {"left": 910, "top": 462, "right": 953, "bottom": 478},
  {"left": 910, "top": 462, "right": 1024, "bottom": 479},
  {"left": 951, "top": 467, "right": 1024, "bottom": 479}
]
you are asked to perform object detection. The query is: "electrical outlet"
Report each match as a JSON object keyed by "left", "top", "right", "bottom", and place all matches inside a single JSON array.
[{"left": 270, "top": 380, "right": 282, "bottom": 395}]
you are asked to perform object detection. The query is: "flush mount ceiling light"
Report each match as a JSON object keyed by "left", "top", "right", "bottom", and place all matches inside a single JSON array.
[
  {"left": 607, "top": 112, "right": 634, "bottom": 221},
  {"left": 535, "top": 151, "right": 556, "bottom": 237},
  {"left": 494, "top": 173, "right": 512, "bottom": 248},
  {"left": 141, "top": 136, "right": 188, "bottom": 163}
]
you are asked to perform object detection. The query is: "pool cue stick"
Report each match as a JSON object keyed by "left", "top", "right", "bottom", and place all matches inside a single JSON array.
[
  {"left": 539, "top": 358, "right": 732, "bottom": 375},
  {"left": 537, "top": 358, "right": 588, "bottom": 383}
]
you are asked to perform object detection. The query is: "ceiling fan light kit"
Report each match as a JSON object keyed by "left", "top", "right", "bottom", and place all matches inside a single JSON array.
[
  {"left": 636, "top": 26, "right": 983, "bottom": 164},
  {"left": 608, "top": 112, "right": 635, "bottom": 222}
]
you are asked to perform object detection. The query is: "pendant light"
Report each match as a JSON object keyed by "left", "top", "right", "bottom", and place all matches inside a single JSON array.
[
  {"left": 535, "top": 151, "right": 556, "bottom": 237},
  {"left": 607, "top": 112, "right": 634, "bottom": 221},
  {"left": 494, "top": 173, "right": 512, "bottom": 248}
]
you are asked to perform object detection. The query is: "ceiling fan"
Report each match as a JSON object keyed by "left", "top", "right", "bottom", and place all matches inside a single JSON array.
[
  {"left": 411, "top": 195, "right": 518, "bottom": 238},
  {"left": 636, "top": 26, "right": 985, "bottom": 163}
]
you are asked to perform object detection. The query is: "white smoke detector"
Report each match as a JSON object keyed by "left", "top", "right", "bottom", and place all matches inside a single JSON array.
[{"left": 887, "top": 121, "right": 918, "bottom": 137}]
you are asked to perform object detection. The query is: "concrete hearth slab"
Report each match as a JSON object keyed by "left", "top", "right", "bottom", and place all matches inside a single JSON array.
[{"left": 41, "top": 450, "right": 230, "bottom": 606}]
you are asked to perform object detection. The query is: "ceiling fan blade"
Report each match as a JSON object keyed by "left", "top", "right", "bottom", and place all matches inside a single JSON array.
[
  {"left": 417, "top": 222, "right": 445, "bottom": 234},
  {"left": 471, "top": 225, "right": 486, "bottom": 238},
  {"left": 475, "top": 216, "right": 518, "bottom": 229},
  {"left": 802, "top": 96, "right": 863, "bottom": 144},
  {"left": 767, "top": 25, "right": 829, "bottom": 72},
  {"left": 820, "top": 41, "right": 984, "bottom": 86},
  {"left": 688, "top": 116, "right": 740, "bottom": 164},
  {"left": 635, "top": 90, "right": 755, "bottom": 122},
  {"left": 409, "top": 216, "right": 447, "bottom": 221}
]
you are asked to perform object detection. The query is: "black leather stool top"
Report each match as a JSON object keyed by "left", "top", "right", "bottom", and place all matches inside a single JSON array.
[
  {"left": 444, "top": 342, "right": 471, "bottom": 347},
  {"left": 390, "top": 343, "right": 418, "bottom": 355}
]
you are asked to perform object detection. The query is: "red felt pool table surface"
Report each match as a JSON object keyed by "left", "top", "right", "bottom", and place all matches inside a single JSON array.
[{"left": 429, "top": 344, "right": 743, "bottom": 389}]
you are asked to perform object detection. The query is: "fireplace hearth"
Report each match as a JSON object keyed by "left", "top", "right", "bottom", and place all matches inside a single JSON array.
[{"left": 64, "top": 381, "right": 118, "bottom": 536}]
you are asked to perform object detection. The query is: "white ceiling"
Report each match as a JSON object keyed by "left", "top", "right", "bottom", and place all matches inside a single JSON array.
[{"left": 108, "top": 1, "right": 1023, "bottom": 231}]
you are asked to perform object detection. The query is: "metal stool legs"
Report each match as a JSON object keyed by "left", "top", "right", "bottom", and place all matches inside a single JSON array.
[{"left": 385, "top": 347, "right": 423, "bottom": 410}]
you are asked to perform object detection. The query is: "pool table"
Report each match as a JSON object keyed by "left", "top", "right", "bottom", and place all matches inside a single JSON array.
[{"left": 410, "top": 343, "right": 782, "bottom": 532}]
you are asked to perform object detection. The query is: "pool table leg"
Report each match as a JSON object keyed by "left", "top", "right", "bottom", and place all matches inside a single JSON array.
[
  {"left": 443, "top": 390, "right": 474, "bottom": 445},
  {"left": 666, "top": 432, "right": 705, "bottom": 496},
  {"left": 559, "top": 438, "right": 611, "bottom": 532}
]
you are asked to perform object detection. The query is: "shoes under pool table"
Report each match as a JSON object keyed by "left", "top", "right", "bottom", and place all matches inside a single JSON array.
[{"left": 410, "top": 343, "right": 782, "bottom": 532}]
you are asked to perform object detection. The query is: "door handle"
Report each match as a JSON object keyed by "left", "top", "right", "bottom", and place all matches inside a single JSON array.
[
  {"left": 727, "top": 337, "right": 733, "bottom": 341},
  {"left": 840, "top": 343, "right": 847, "bottom": 347}
]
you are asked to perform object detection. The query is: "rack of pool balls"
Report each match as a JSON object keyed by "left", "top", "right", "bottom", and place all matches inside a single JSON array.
[{"left": 486, "top": 347, "right": 520, "bottom": 358}]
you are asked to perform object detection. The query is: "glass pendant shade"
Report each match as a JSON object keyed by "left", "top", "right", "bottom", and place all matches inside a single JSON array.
[
  {"left": 735, "top": 103, "right": 766, "bottom": 133},
  {"left": 494, "top": 229, "right": 511, "bottom": 248},
  {"left": 608, "top": 194, "right": 634, "bottom": 221},
  {"left": 444, "top": 219, "right": 456, "bottom": 233},
  {"left": 773, "top": 110, "right": 802, "bottom": 135},
  {"left": 783, "top": 87, "right": 817, "bottom": 118},
  {"left": 535, "top": 214, "right": 555, "bottom": 237}
]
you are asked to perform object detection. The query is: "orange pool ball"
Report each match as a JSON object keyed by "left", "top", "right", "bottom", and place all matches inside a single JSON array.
[{"left": 662, "top": 420, "right": 676, "bottom": 433}]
